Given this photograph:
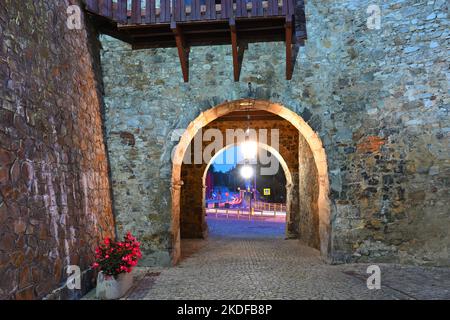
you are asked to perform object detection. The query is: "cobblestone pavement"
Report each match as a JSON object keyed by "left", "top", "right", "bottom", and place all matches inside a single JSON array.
[{"left": 86, "top": 217, "right": 450, "bottom": 300}]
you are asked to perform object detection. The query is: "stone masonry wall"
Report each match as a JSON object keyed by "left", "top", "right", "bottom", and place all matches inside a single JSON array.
[
  {"left": 298, "top": 134, "right": 320, "bottom": 249},
  {"left": 0, "top": 0, "right": 115, "bottom": 299},
  {"left": 101, "top": 0, "right": 449, "bottom": 266}
]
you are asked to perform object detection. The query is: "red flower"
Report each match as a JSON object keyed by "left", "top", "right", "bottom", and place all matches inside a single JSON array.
[{"left": 93, "top": 233, "right": 142, "bottom": 277}]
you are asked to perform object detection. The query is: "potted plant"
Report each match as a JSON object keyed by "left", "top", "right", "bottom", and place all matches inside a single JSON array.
[{"left": 92, "top": 232, "right": 142, "bottom": 300}]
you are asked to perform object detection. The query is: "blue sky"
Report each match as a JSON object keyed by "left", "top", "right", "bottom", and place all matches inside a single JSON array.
[{"left": 212, "top": 146, "right": 243, "bottom": 173}]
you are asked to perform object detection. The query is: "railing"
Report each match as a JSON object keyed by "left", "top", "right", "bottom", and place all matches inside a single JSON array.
[
  {"left": 85, "top": 0, "right": 295, "bottom": 25},
  {"left": 206, "top": 207, "right": 286, "bottom": 220},
  {"left": 254, "top": 201, "right": 286, "bottom": 212}
]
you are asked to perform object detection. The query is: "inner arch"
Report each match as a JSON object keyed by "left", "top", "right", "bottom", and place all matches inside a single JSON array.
[{"left": 202, "top": 142, "right": 293, "bottom": 187}]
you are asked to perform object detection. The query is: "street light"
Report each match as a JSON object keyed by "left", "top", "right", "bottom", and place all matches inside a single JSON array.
[
  {"left": 240, "top": 165, "right": 254, "bottom": 179},
  {"left": 240, "top": 163, "right": 254, "bottom": 216}
]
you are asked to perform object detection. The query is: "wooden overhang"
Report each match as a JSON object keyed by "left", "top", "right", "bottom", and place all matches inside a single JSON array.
[{"left": 83, "top": 0, "right": 307, "bottom": 82}]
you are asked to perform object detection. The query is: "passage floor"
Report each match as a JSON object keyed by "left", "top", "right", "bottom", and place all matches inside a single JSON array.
[{"left": 84, "top": 216, "right": 450, "bottom": 300}]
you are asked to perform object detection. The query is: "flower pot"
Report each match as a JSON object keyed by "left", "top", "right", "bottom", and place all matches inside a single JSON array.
[{"left": 95, "top": 271, "right": 133, "bottom": 300}]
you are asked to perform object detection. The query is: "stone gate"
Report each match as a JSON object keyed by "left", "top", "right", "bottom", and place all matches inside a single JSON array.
[{"left": 0, "top": 0, "right": 448, "bottom": 300}]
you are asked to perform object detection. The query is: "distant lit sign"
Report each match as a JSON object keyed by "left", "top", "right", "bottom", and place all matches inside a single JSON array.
[{"left": 264, "top": 188, "right": 271, "bottom": 196}]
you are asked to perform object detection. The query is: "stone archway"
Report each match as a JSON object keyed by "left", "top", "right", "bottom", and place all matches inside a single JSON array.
[{"left": 171, "top": 99, "right": 330, "bottom": 264}]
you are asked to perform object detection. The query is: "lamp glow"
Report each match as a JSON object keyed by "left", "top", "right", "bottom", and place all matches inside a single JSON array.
[
  {"left": 240, "top": 165, "right": 254, "bottom": 179},
  {"left": 241, "top": 140, "right": 258, "bottom": 160}
]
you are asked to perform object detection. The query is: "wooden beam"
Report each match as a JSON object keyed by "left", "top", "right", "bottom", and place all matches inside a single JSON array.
[
  {"left": 230, "top": 21, "right": 240, "bottom": 81},
  {"left": 285, "top": 20, "right": 294, "bottom": 80},
  {"left": 171, "top": 23, "right": 190, "bottom": 82},
  {"left": 230, "top": 19, "right": 246, "bottom": 82}
]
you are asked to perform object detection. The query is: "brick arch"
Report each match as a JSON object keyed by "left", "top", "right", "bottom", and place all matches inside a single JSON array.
[{"left": 171, "top": 99, "right": 330, "bottom": 264}]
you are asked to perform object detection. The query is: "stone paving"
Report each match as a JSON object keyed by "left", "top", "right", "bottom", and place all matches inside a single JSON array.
[{"left": 85, "top": 217, "right": 450, "bottom": 300}]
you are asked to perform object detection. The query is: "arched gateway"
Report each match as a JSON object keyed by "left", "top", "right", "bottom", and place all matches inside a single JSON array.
[{"left": 171, "top": 99, "right": 331, "bottom": 264}]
